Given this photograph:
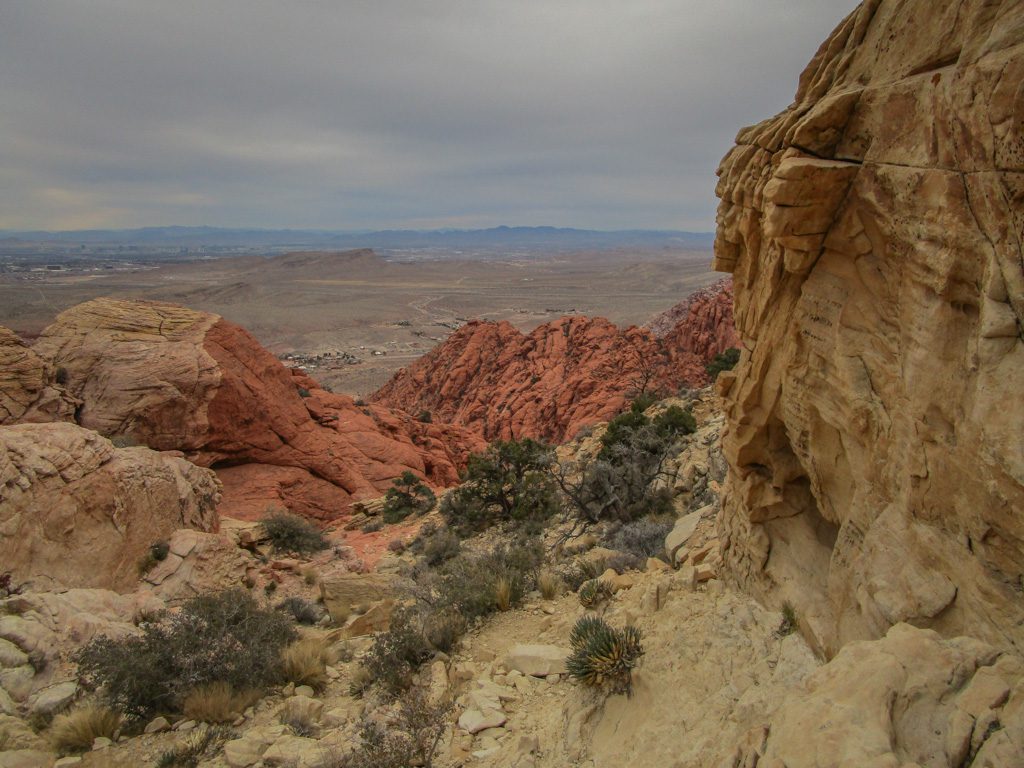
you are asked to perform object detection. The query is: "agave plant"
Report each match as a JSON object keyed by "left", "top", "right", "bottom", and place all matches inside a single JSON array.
[
  {"left": 566, "top": 616, "right": 644, "bottom": 695},
  {"left": 577, "top": 578, "right": 613, "bottom": 609}
]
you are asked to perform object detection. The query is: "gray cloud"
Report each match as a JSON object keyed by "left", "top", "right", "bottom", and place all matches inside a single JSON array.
[{"left": 0, "top": 0, "right": 858, "bottom": 230}]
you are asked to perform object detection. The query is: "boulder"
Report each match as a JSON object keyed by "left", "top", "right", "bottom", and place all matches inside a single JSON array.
[
  {"left": 458, "top": 707, "right": 507, "bottom": 734},
  {"left": 0, "top": 422, "right": 219, "bottom": 591},
  {"left": 0, "top": 326, "right": 77, "bottom": 426},
  {"left": 664, "top": 510, "right": 701, "bottom": 564},
  {"left": 713, "top": 0, "right": 1024, "bottom": 655},
  {"left": 504, "top": 644, "right": 569, "bottom": 677},
  {"left": 319, "top": 573, "right": 396, "bottom": 625},
  {"left": 31, "top": 298, "right": 483, "bottom": 521}
]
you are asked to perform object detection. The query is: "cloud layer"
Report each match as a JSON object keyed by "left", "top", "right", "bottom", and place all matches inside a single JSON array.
[{"left": 0, "top": 1, "right": 857, "bottom": 230}]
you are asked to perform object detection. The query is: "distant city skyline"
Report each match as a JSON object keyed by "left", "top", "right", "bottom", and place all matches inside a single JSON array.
[{"left": 1, "top": 1, "right": 857, "bottom": 231}]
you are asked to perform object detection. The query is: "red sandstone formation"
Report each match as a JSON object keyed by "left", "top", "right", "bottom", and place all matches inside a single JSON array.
[
  {"left": 647, "top": 278, "right": 740, "bottom": 360},
  {"left": 30, "top": 298, "right": 484, "bottom": 521},
  {"left": 372, "top": 282, "right": 737, "bottom": 443}
]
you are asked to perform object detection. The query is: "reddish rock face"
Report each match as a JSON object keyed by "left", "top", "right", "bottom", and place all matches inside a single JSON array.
[
  {"left": 648, "top": 279, "right": 740, "bottom": 361},
  {"left": 372, "top": 282, "right": 737, "bottom": 443},
  {"left": 33, "top": 298, "right": 484, "bottom": 521}
]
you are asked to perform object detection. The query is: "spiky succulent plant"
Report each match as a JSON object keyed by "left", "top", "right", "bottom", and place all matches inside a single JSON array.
[
  {"left": 566, "top": 616, "right": 644, "bottom": 695},
  {"left": 577, "top": 578, "right": 613, "bottom": 608}
]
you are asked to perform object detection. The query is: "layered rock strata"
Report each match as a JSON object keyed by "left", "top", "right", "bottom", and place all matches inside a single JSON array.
[
  {"left": 713, "top": 0, "right": 1024, "bottom": 656},
  {"left": 0, "top": 326, "right": 77, "bottom": 426},
  {"left": 0, "top": 422, "right": 220, "bottom": 591}
]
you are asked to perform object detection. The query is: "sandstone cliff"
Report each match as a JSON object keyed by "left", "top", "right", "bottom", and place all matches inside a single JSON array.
[
  {"left": 0, "top": 422, "right": 220, "bottom": 591},
  {"left": 714, "top": 0, "right": 1024, "bottom": 656},
  {"left": 372, "top": 283, "right": 737, "bottom": 443},
  {"left": 30, "top": 298, "right": 483, "bottom": 520}
]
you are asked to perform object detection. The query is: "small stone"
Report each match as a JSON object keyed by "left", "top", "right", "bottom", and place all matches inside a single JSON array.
[
  {"left": 54, "top": 758, "right": 83, "bottom": 767},
  {"left": 144, "top": 716, "right": 170, "bottom": 734},
  {"left": 504, "top": 644, "right": 569, "bottom": 677},
  {"left": 174, "top": 719, "right": 196, "bottom": 732},
  {"left": 458, "top": 707, "right": 507, "bottom": 734},
  {"left": 91, "top": 737, "right": 112, "bottom": 750},
  {"left": 293, "top": 685, "right": 315, "bottom": 698},
  {"left": 546, "top": 674, "right": 560, "bottom": 684}
]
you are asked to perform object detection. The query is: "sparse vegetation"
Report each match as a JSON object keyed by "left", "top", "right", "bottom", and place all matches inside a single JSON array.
[
  {"left": 276, "top": 596, "right": 322, "bottom": 625},
  {"left": 156, "top": 724, "right": 234, "bottom": 768},
  {"left": 0, "top": 571, "right": 23, "bottom": 598},
  {"left": 551, "top": 397, "right": 694, "bottom": 525},
  {"left": 50, "top": 705, "right": 120, "bottom": 754},
  {"left": 537, "top": 569, "right": 561, "bottom": 600},
  {"left": 260, "top": 510, "right": 328, "bottom": 555},
  {"left": 381, "top": 471, "right": 437, "bottom": 524},
  {"left": 362, "top": 607, "right": 432, "bottom": 696},
  {"left": 76, "top": 589, "right": 295, "bottom": 721},
  {"left": 706, "top": 347, "right": 740, "bottom": 380},
  {"left": 441, "top": 438, "right": 559, "bottom": 535},
  {"left": 345, "top": 688, "right": 451, "bottom": 768},
  {"left": 578, "top": 578, "right": 613, "bottom": 609},
  {"left": 138, "top": 540, "right": 171, "bottom": 574},
  {"left": 778, "top": 601, "right": 798, "bottom": 637},
  {"left": 182, "top": 682, "right": 259, "bottom": 724},
  {"left": 418, "top": 410, "right": 432, "bottom": 423},
  {"left": 566, "top": 616, "right": 644, "bottom": 695},
  {"left": 607, "top": 516, "right": 674, "bottom": 560},
  {"left": 415, "top": 525, "right": 461, "bottom": 567},
  {"left": 280, "top": 637, "right": 334, "bottom": 692}
]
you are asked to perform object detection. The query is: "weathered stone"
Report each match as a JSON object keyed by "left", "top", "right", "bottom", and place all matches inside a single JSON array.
[
  {"left": 28, "top": 681, "right": 77, "bottom": 716},
  {"left": 458, "top": 707, "right": 507, "bottom": 734},
  {"left": 504, "top": 645, "right": 569, "bottom": 677},
  {"left": 143, "top": 716, "right": 170, "bottom": 734},
  {"left": 319, "top": 573, "right": 396, "bottom": 625},
  {"left": 714, "top": 0, "right": 1024, "bottom": 656},
  {"left": 665, "top": 511, "right": 702, "bottom": 564}
]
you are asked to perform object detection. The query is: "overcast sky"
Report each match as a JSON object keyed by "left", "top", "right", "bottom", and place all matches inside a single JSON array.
[{"left": 0, "top": 1, "right": 857, "bottom": 231}]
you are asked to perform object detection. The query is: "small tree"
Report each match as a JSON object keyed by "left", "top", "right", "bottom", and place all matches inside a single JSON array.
[
  {"left": 382, "top": 472, "right": 437, "bottom": 524},
  {"left": 706, "top": 347, "right": 740, "bottom": 380}
]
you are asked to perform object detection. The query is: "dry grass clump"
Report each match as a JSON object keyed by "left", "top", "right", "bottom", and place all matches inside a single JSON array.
[
  {"left": 50, "top": 705, "right": 120, "bottom": 754},
  {"left": 537, "top": 569, "right": 561, "bottom": 600},
  {"left": 280, "top": 637, "right": 334, "bottom": 692},
  {"left": 494, "top": 576, "right": 514, "bottom": 612},
  {"left": 182, "top": 682, "right": 260, "bottom": 724}
]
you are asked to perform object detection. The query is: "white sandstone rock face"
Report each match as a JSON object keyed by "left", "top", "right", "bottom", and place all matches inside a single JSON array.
[
  {"left": 0, "top": 422, "right": 220, "bottom": 592},
  {"left": 713, "top": 0, "right": 1024, "bottom": 656}
]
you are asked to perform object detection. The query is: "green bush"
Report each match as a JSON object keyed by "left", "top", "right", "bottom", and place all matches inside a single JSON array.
[
  {"left": 566, "top": 616, "right": 644, "bottom": 695},
  {"left": 346, "top": 689, "right": 450, "bottom": 768},
  {"left": 76, "top": 589, "right": 295, "bottom": 721},
  {"left": 436, "top": 540, "right": 543, "bottom": 622},
  {"left": 441, "top": 439, "right": 559, "bottom": 535},
  {"left": 362, "top": 607, "right": 433, "bottom": 697},
  {"left": 260, "top": 511, "right": 328, "bottom": 555},
  {"left": 607, "top": 517, "right": 674, "bottom": 560},
  {"left": 381, "top": 472, "right": 437, "bottom": 524},
  {"left": 706, "top": 347, "right": 740, "bottom": 380}
]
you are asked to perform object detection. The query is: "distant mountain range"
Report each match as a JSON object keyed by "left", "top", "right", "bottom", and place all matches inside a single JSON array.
[{"left": 0, "top": 225, "right": 713, "bottom": 251}]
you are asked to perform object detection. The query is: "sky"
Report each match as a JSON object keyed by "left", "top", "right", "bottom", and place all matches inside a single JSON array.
[{"left": 0, "top": 1, "right": 858, "bottom": 232}]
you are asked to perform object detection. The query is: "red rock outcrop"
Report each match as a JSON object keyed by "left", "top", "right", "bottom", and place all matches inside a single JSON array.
[
  {"left": 0, "top": 422, "right": 220, "bottom": 591},
  {"left": 714, "top": 0, "right": 1024, "bottom": 656},
  {"left": 372, "top": 291, "right": 737, "bottom": 443},
  {"left": 0, "top": 327, "right": 77, "bottom": 426},
  {"left": 647, "top": 278, "right": 740, "bottom": 360},
  {"left": 32, "top": 298, "right": 483, "bottom": 520}
]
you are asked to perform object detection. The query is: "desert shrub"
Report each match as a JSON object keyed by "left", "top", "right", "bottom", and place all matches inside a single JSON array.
[
  {"left": 138, "top": 540, "right": 170, "bottom": 575},
  {"left": 706, "top": 347, "right": 740, "bottom": 380},
  {"left": 264, "top": 581, "right": 278, "bottom": 596},
  {"left": 422, "top": 609, "right": 466, "bottom": 654},
  {"left": 182, "top": 682, "right": 259, "bottom": 724},
  {"left": 362, "top": 519, "right": 384, "bottom": 533},
  {"left": 280, "top": 637, "right": 333, "bottom": 692},
  {"left": 578, "top": 579, "right": 613, "bottom": 609},
  {"left": 346, "top": 689, "right": 450, "bottom": 768},
  {"left": 50, "top": 705, "right": 120, "bottom": 754},
  {"left": 436, "top": 539, "right": 542, "bottom": 622},
  {"left": 553, "top": 401, "right": 693, "bottom": 525},
  {"left": 297, "top": 387, "right": 311, "bottom": 398},
  {"left": 441, "top": 439, "right": 559, "bottom": 535},
  {"left": 54, "top": 366, "right": 69, "bottom": 386},
  {"left": 303, "top": 568, "right": 319, "bottom": 586},
  {"left": 276, "top": 596, "right": 322, "bottom": 625},
  {"left": 76, "top": 589, "right": 295, "bottom": 721},
  {"left": 348, "top": 665, "right": 373, "bottom": 697},
  {"left": 537, "top": 569, "right": 561, "bottom": 600},
  {"left": 387, "top": 538, "right": 406, "bottom": 554},
  {"left": 419, "top": 527, "right": 461, "bottom": 567},
  {"left": 566, "top": 616, "right": 644, "bottom": 695},
  {"left": 156, "top": 725, "right": 234, "bottom": 768},
  {"left": 418, "top": 410, "right": 432, "bottom": 423},
  {"left": 605, "top": 551, "right": 644, "bottom": 573},
  {"left": 363, "top": 607, "right": 432, "bottom": 697},
  {"left": 260, "top": 511, "right": 328, "bottom": 555},
  {"left": 777, "top": 601, "right": 798, "bottom": 637},
  {"left": 607, "top": 516, "right": 674, "bottom": 560},
  {"left": 382, "top": 472, "right": 437, "bottom": 524},
  {"left": 494, "top": 576, "right": 514, "bottom": 612}
]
